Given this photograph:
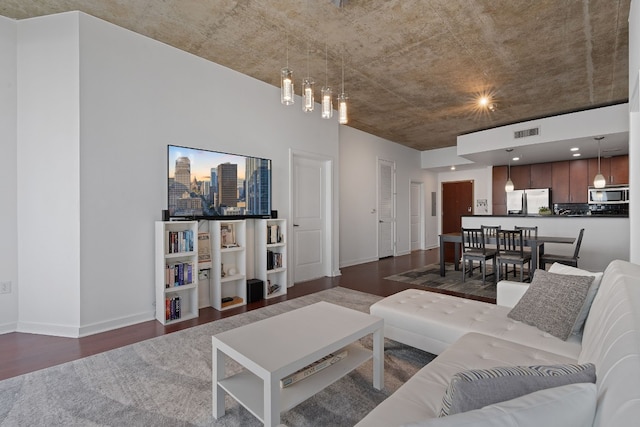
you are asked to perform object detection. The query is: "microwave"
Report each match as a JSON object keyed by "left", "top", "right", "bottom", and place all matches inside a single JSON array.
[{"left": 588, "top": 186, "right": 629, "bottom": 204}]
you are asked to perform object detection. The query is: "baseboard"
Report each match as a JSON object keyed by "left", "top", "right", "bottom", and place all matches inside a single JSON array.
[
  {"left": 340, "top": 256, "right": 379, "bottom": 269},
  {"left": 17, "top": 321, "right": 81, "bottom": 338},
  {"left": 16, "top": 311, "right": 155, "bottom": 338},
  {"left": 78, "top": 311, "right": 155, "bottom": 337},
  {"left": 0, "top": 321, "right": 18, "bottom": 335}
]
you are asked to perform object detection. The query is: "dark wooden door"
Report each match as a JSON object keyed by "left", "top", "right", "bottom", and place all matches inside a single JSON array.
[{"left": 442, "top": 181, "right": 473, "bottom": 263}]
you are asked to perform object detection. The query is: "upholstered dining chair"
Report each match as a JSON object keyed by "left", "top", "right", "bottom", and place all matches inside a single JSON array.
[
  {"left": 539, "top": 228, "right": 585, "bottom": 269},
  {"left": 496, "top": 229, "right": 532, "bottom": 282},
  {"left": 461, "top": 228, "right": 497, "bottom": 285}
]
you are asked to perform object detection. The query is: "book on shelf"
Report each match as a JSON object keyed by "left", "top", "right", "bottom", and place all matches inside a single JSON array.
[
  {"left": 165, "top": 295, "right": 181, "bottom": 321},
  {"left": 165, "top": 262, "right": 195, "bottom": 288},
  {"left": 280, "top": 349, "right": 348, "bottom": 388},
  {"left": 268, "top": 224, "right": 281, "bottom": 244},
  {"left": 220, "top": 223, "right": 236, "bottom": 248},
  {"left": 166, "top": 229, "right": 194, "bottom": 254}
]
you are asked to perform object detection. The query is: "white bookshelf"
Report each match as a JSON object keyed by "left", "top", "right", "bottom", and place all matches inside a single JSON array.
[
  {"left": 155, "top": 221, "right": 199, "bottom": 324},
  {"left": 210, "top": 220, "right": 247, "bottom": 310},
  {"left": 255, "top": 219, "right": 287, "bottom": 299}
]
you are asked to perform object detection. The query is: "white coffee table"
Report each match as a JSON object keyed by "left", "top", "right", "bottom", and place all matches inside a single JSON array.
[{"left": 212, "top": 301, "right": 384, "bottom": 426}]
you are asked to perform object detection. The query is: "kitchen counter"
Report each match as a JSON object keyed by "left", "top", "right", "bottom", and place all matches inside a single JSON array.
[{"left": 461, "top": 215, "right": 629, "bottom": 272}]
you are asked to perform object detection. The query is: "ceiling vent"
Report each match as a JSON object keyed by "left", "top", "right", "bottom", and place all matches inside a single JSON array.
[{"left": 514, "top": 127, "right": 540, "bottom": 139}]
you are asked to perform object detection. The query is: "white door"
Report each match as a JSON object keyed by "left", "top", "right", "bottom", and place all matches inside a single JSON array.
[
  {"left": 378, "top": 159, "right": 396, "bottom": 258},
  {"left": 410, "top": 182, "right": 424, "bottom": 251},
  {"left": 292, "top": 154, "right": 328, "bottom": 282}
]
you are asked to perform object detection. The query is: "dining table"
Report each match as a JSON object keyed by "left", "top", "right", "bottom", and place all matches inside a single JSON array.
[{"left": 438, "top": 232, "right": 576, "bottom": 277}]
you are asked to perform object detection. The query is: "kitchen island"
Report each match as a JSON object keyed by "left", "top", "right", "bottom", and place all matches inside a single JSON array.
[{"left": 461, "top": 215, "right": 629, "bottom": 272}]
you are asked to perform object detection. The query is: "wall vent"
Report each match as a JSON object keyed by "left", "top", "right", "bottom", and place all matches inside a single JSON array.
[{"left": 514, "top": 127, "right": 539, "bottom": 139}]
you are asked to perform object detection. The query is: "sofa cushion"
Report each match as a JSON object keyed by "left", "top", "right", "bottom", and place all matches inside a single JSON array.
[
  {"left": 439, "top": 363, "right": 596, "bottom": 416},
  {"left": 508, "top": 270, "right": 593, "bottom": 340},
  {"left": 548, "top": 263, "right": 603, "bottom": 336},
  {"left": 354, "top": 332, "right": 576, "bottom": 427},
  {"left": 401, "top": 383, "right": 596, "bottom": 427}
]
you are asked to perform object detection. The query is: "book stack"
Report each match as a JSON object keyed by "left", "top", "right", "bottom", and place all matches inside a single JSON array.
[
  {"left": 267, "top": 224, "right": 281, "bottom": 244},
  {"left": 280, "top": 349, "right": 348, "bottom": 388},
  {"left": 165, "top": 296, "right": 181, "bottom": 321},
  {"left": 167, "top": 230, "right": 194, "bottom": 253},
  {"left": 165, "top": 262, "right": 194, "bottom": 288},
  {"left": 266, "top": 251, "right": 283, "bottom": 270}
]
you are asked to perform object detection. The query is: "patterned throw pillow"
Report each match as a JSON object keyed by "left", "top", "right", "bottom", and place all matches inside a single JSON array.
[
  {"left": 507, "top": 269, "right": 594, "bottom": 340},
  {"left": 439, "top": 363, "right": 596, "bottom": 417}
]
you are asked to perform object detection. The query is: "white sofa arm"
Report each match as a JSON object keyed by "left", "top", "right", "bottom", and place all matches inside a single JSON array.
[{"left": 497, "top": 280, "right": 530, "bottom": 308}]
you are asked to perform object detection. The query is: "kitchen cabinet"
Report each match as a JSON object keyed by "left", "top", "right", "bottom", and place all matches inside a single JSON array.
[
  {"left": 551, "top": 161, "right": 570, "bottom": 204},
  {"left": 492, "top": 166, "right": 508, "bottom": 215},
  {"left": 510, "top": 164, "right": 531, "bottom": 190},
  {"left": 569, "top": 159, "right": 588, "bottom": 203},
  {"left": 530, "top": 163, "right": 552, "bottom": 188},
  {"left": 609, "top": 155, "right": 629, "bottom": 184},
  {"left": 588, "top": 155, "right": 628, "bottom": 186}
]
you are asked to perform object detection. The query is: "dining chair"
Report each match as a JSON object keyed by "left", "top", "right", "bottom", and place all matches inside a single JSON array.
[
  {"left": 496, "top": 229, "right": 532, "bottom": 282},
  {"left": 481, "top": 225, "right": 501, "bottom": 251},
  {"left": 461, "top": 228, "right": 497, "bottom": 285},
  {"left": 510, "top": 225, "right": 538, "bottom": 277},
  {"left": 539, "top": 228, "right": 585, "bottom": 269}
]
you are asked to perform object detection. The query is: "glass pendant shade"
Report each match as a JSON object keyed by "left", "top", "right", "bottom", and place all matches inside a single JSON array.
[
  {"left": 504, "top": 178, "right": 514, "bottom": 192},
  {"left": 321, "top": 86, "right": 333, "bottom": 119},
  {"left": 593, "top": 173, "right": 606, "bottom": 188},
  {"left": 338, "top": 93, "right": 348, "bottom": 124},
  {"left": 302, "top": 78, "right": 314, "bottom": 112},
  {"left": 281, "top": 67, "right": 294, "bottom": 106}
]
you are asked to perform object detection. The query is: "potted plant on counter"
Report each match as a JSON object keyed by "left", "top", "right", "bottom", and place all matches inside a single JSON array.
[{"left": 538, "top": 206, "right": 552, "bottom": 215}]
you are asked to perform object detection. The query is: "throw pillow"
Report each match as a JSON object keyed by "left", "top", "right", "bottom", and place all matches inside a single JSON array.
[
  {"left": 439, "top": 363, "right": 596, "bottom": 416},
  {"left": 403, "top": 383, "right": 596, "bottom": 427},
  {"left": 548, "top": 263, "right": 603, "bottom": 336},
  {"left": 507, "top": 269, "right": 594, "bottom": 340}
]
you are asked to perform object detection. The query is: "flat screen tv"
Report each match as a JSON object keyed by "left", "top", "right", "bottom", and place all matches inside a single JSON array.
[{"left": 168, "top": 144, "right": 272, "bottom": 220}]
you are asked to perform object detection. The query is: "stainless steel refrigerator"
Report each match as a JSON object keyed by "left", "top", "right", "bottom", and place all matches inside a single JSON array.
[{"left": 506, "top": 188, "right": 551, "bottom": 215}]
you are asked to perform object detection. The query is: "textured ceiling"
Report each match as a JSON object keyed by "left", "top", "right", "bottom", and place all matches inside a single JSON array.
[{"left": 0, "top": 0, "right": 630, "bottom": 151}]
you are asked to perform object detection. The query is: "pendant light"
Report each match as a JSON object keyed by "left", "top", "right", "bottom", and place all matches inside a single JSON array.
[
  {"left": 280, "top": 33, "right": 294, "bottom": 106},
  {"left": 338, "top": 52, "right": 348, "bottom": 124},
  {"left": 505, "top": 149, "right": 514, "bottom": 192},
  {"left": 302, "top": 42, "right": 314, "bottom": 113},
  {"left": 321, "top": 44, "right": 333, "bottom": 119},
  {"left": 593, "top": 136, "right": 606, "bottom": 188}
]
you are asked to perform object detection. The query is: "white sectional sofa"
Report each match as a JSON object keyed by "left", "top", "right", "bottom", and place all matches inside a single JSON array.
[{"left": 356, "top": 260, "right": 640, "bottom": 427}]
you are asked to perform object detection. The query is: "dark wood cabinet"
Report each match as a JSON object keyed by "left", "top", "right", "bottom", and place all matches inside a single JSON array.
[
  {"left": 588, "top": 155, "right": 628, "bottom": 186},
  {"left": 569, "top": 159, "right": 588, "bottom": 202},
  {"left": 492, "top": 166, "right": 507, "bottom": 215},
  {"left": 510, "top": 164, "right": 531, "bottom": 190},
  {"left": 609, "top": 155, "right": 629, "bottom": 185},
  {"left": 530, "top": 163, "right": 552, "bottom": 188},
  {"left": 551, "top": 161, "right": 570, "bottom": 204}
]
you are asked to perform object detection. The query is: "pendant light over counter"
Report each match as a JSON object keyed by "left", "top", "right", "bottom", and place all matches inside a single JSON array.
[
  {"left": 505, "top": 149, "right": 514, "bottom": 192},
  {"left": 593, "top": 136, "right": 606, "bottom": 188},
  {"left": 321, "top": 44, "right": 333, "bottom": 119}
]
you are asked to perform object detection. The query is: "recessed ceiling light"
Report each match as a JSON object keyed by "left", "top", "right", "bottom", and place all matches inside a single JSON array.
[
  {"left": 573, "top": 153, "right": 581, "bottom": 157},
  {"left": 570, "top": 147, "right": 579, "bottom": 151},
  {"left": 450, "top": 165, "right": 456, "bottom": 171},
  {"left": 512, "top": 156, "right": 520, "bottom": 161}
]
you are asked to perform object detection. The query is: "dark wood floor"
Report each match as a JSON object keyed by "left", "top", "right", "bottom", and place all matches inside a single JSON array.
[{"left": 0, "top": 248, "right": 486, "bottom": 382}]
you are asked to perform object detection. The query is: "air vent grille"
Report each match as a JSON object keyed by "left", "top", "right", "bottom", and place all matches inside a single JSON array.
[{"left": 514, "top": 127, "right": 540, "bottom": 139}]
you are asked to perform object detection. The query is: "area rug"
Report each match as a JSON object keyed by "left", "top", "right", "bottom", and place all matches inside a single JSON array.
[
  {"left": 385, "top": 263, "right": 499, "bottom": 300},
  {"left": 0, "top": 287, "right": 435, "bottom": 427}
]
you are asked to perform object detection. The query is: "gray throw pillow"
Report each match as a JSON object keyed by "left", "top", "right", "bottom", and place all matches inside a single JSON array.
[
  {"left": 439, "top": 363, "right": 596, "bottom": 417},
  {"left": 507, "top": 269, "right": 594, "bottom": 340}
]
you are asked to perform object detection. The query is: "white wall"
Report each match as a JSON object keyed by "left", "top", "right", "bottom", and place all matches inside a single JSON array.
[
  {"left": 0, "top": 16, "right": 18, "bottom": 333},
  {"left": 17, "top": 13, "right": 82, "bottom": 336},
  {"left": 15, "top": 12, "right": 341, "bottom": 337},
  {"left": 339, "top": 126, "right": 437, "bottom": 268},
  {"left": 629, "top": 0, "right": 640, "bottom": 263}
]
